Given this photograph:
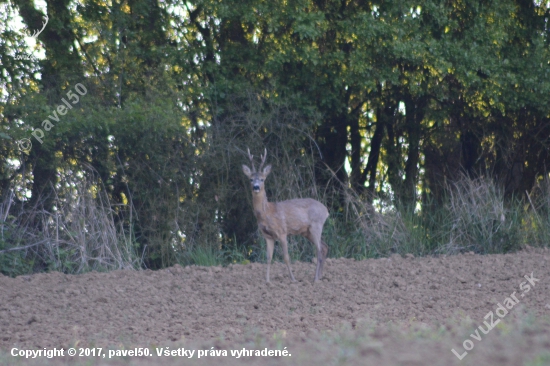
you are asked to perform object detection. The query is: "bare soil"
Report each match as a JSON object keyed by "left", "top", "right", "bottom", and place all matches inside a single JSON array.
[{"left": 1, "top": 248, "right": 550, "bottom": 365}]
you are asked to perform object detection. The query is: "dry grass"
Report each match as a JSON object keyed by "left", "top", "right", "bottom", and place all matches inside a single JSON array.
[
  {"left": 0, "top": 169, "right": 141, "bottom": 275},
  {"left": 444, "top": 175, "right": 522, "bottom": 254}
]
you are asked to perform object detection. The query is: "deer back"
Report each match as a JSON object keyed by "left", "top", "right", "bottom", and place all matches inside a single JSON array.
[{"left": 274, "top": 198, "right": 329, "bottom": 236}]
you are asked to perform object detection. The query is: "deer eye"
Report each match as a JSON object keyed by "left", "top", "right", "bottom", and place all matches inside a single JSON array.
[
  {"left": 260, "top": 179, "right": 264, "bottom": 182},
  {"left": 250, "top": 179, "right": 253, "bottom": 182}
]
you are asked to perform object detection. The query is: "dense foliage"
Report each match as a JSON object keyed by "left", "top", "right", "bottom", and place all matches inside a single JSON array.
[{"left": 1, "top": 0, "right": 549, "bottom": 274}]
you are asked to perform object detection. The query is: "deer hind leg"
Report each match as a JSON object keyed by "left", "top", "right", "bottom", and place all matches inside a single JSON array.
[
  {"left": 280, "top": 237, "right": 296, "bottom": 282},
  {"left": 265, "top": 238, "right": 275, "bottom": 283},
  {"left": 307, "top": 225, "right": 325, "bottom": 282},
  {"left": 319, "top": 239, "right": 329, "bottom": 279}
]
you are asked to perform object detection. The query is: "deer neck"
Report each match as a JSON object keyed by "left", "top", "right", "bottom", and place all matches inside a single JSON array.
[{"left": 252, "top": 189, "right": 271, "bottom": 221}]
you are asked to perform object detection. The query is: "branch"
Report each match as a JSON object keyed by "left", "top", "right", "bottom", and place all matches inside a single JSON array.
[{"left": 0, "top": 239, "right": 50, "bottom": 254}]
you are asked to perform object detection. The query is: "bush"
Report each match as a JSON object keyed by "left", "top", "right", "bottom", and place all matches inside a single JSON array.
[{"left": 0, "top": 170, "right": 141, "bottom": 276}]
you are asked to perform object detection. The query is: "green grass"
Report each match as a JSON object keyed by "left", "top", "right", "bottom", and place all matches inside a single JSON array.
[{"left": 185, "top": 245, "right": 223, "bottom": 266}]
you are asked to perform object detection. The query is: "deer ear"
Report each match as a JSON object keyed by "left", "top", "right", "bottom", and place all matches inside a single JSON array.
[
  {"left": 262, "top": 164, "right": 272, "bottom": 176},
  {"left": 242, "top": 165, "right": 252, "bottom": 177}
]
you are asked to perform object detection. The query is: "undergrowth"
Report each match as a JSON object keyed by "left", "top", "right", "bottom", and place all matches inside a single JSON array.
[
  {"left": 150, "top": 175, "right": 550, "bottom": 269},
  {"left": 2, "top": 171, "right": 550, "bottom": 276}
]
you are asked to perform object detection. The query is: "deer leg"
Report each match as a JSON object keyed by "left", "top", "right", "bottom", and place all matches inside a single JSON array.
[
  {"left": 314, "top": 247, "right": 323, "bottom": 282},
  {"left": 280, "top": 237, "right": 296, "bottom": 282},
  {"left": 319, "top": 239, "right": 329, "bottom": 278},
  {"left": 265, "top": 238, "right": 275, "bottom": 283},
  {"left": 307, "top": 227, "right": 324, "bottom": 282}
]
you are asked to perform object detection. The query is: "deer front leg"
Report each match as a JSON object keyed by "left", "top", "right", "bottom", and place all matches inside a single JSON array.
[
  {"left": 265, "top": 238, "right": 275, "bottom": 283},
  {"left": 280, "top": 237, "right": 296, "bottom": 282}
]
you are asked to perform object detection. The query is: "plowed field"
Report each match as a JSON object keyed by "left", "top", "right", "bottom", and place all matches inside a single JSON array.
[{"left": 2, "top": 248, "right": 550, "bottom": 365}]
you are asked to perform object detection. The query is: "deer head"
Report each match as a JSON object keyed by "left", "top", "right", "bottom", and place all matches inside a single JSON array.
[{"left": 242, "top": 148, "right": 271, "bottom": 193}]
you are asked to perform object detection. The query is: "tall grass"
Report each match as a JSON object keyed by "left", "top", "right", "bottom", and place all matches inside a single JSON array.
[
  {"left": 524, "top": 176, "right": 550, "bottom": 245},
  {"left": 319, "top": 174, "right": 549, "bottom": 261},
  {"left": 0, "top": 170, "right": 142, "bottom": 276},
  {"left": 2, "top": 170, "right": 549, "bottom": 276},
  {"left": 444, "top": 176, "right": 523, "bottom": 254},
  {"left": 3, "top": 167, "right": 549, "bottom": 278}
]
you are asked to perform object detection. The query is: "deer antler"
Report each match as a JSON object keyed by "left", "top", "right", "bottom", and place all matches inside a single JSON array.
[
  {"left": 259, "top": 148, "right": 267, "bottom": 172},
  {"left": 25, "top": 14, "right": 49, "bottom": 39},
  {"left": 247, "top": 147, "right": 256, "bottom": 172}
]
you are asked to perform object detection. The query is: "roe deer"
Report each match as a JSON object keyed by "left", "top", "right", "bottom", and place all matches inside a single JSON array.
[{"left": 242, "top": 148, "right": 329, "bottom": 283}]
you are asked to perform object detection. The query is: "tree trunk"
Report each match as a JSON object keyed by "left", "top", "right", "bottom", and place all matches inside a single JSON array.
[
  {"left": 402, "top": 95, "right": 426, "bottom": 210},
  {"left": 365, "top": 115, "right": 385, "bottom": 203}
]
